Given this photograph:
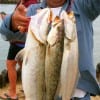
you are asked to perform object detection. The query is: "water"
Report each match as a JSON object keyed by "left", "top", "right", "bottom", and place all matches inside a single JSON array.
[
  {"left": 0, "top": 4, "right": 100, "bottom": 72},
  {"left": 0, "top": 4, "right": 16, "bottom": 73}
]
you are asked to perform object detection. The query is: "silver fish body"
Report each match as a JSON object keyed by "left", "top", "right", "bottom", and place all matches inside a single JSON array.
[
  {"left": 57, "top": 11, "right": 79, "bottom": 100},
  {"left": 20, "top": 8, "right": 51, "bottom": 100}
]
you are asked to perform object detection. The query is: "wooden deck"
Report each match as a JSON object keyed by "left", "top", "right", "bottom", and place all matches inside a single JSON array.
[{"left": 0, "top": 82, "right": 100, "bottom": 100}]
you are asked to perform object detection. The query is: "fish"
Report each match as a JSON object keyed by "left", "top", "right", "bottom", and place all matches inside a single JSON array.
[
  {"left": 45, "top": 16, "right": 64, "bottom": 100},
  {"left": 16, "top": 8, "right": 51, "bottom": 100},
  {"left": 56, "top": 11, "right": 79, "bottom": 100},
  {"left": 16, "top": 9, "right": 79, "bottom": 100}
]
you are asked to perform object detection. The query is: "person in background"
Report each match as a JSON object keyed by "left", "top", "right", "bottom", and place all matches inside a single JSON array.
[
  {"left": 0, "top": 0, "right": 100, "bottom": 100},
  {"left": 0, "top": 0, "right": 38, "bottom": 100},
  {"left": 0, "top": 12, "right": 6, "bottom": 20}
]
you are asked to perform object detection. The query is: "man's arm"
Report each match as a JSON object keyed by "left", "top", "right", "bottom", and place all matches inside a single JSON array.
[
  {"left": 0, "top": 3, "right": 43, "bottom": 42},
  {"left": 77, "top": 0, "right": 100, "bottom": 20},
  {"left": 0, "top": 4, "right": 30, "bottom": 42},
  {"left": 0, "top": 14, "right": 26, "bottom": 42}
]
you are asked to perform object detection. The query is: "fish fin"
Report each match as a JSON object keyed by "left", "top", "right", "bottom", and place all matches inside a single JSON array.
[{"left": 15, "top": 48, "right": 25, "bottom": 62}]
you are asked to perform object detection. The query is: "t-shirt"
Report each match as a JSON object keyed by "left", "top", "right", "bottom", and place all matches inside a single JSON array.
[{"left": 50, "top": 6, "right": 62, "bottom": 20}]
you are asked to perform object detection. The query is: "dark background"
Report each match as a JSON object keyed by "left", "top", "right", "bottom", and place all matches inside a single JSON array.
[{"left": 0, "top": 0, "right": 17, "bottom": 4}]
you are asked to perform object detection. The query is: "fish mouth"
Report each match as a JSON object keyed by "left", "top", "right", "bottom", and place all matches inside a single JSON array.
[
  {"left": 29, "top": 29, "right": 47, "bottom": 45},
  {"left": 60, "top": 11, "right": 76, "bottom": 41}
]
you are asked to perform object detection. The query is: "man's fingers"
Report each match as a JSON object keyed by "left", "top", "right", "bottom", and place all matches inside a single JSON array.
[
  {"left": 18, "top": 26, "right": 26, "bottom": 32},
  {"left": 17, "top": 4, "right": 25, "bottom": 12},
  {"left": 11, "top": 4, "right": 29, "bottom": 31},
  {"left": 17, "top": 4, "right": 27, "bottom": 15},
  {"left": 18, "top": 26, "right": 28, "bottom": 33},
  {"left": 17, "top": 16, "right": 30, "bottom": 26}
]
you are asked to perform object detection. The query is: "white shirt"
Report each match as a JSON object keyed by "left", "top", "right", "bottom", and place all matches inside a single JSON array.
[{"left": 50, "top": 7, "right": 62, "bottom": 20}]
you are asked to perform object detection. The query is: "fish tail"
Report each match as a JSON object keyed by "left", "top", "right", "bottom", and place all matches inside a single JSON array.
[{"left": 15, "top": 48, "right": 25, "bottom": 62}]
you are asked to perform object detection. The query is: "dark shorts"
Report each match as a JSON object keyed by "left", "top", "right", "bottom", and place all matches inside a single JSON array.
[{"left": 7, "top": 43, "right": 24, "bottom": 60}]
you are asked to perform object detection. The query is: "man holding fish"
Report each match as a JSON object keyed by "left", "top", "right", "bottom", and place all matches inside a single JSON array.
[{"left": 0, "top": 0, "right": 100, "bottom": 100}]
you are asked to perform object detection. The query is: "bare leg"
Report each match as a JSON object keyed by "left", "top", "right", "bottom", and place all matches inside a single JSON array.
[{"left": 6, "top": 59, "right": 17, "bottom": 98}]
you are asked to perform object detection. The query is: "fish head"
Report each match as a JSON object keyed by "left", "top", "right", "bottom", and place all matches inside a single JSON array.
[
  {"left": 47, "top": 16, "right": 64, "bottom": 46},
  {"left": 60, "top": 10, "right": 77, "bottom": 41},
  {"left": 29, "top": 8, "right": 51, "bottom": 45}
]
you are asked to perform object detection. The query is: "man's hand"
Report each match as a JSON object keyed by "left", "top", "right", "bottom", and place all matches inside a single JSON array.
[{"left": 11, "top": 4, "right": 30, "bottom": 33}]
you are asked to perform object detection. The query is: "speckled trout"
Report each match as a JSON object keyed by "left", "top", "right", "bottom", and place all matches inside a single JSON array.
[
  {"left": 56, "top": 11, "right": 79, "bottom": 100},
  {"left": 16, "top": 8, "right": 51, "bottom": 100},
  {"left": 45, "top": 17, "right": 64, "bottom": 100},
  {"left": 16, "top": 9, "right": 79, "bottom": 100}
]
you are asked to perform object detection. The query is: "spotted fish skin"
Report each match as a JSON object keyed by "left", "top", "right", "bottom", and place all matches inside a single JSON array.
[{"left": 45, "top": 17, "right": 64, "bottom": 100}]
